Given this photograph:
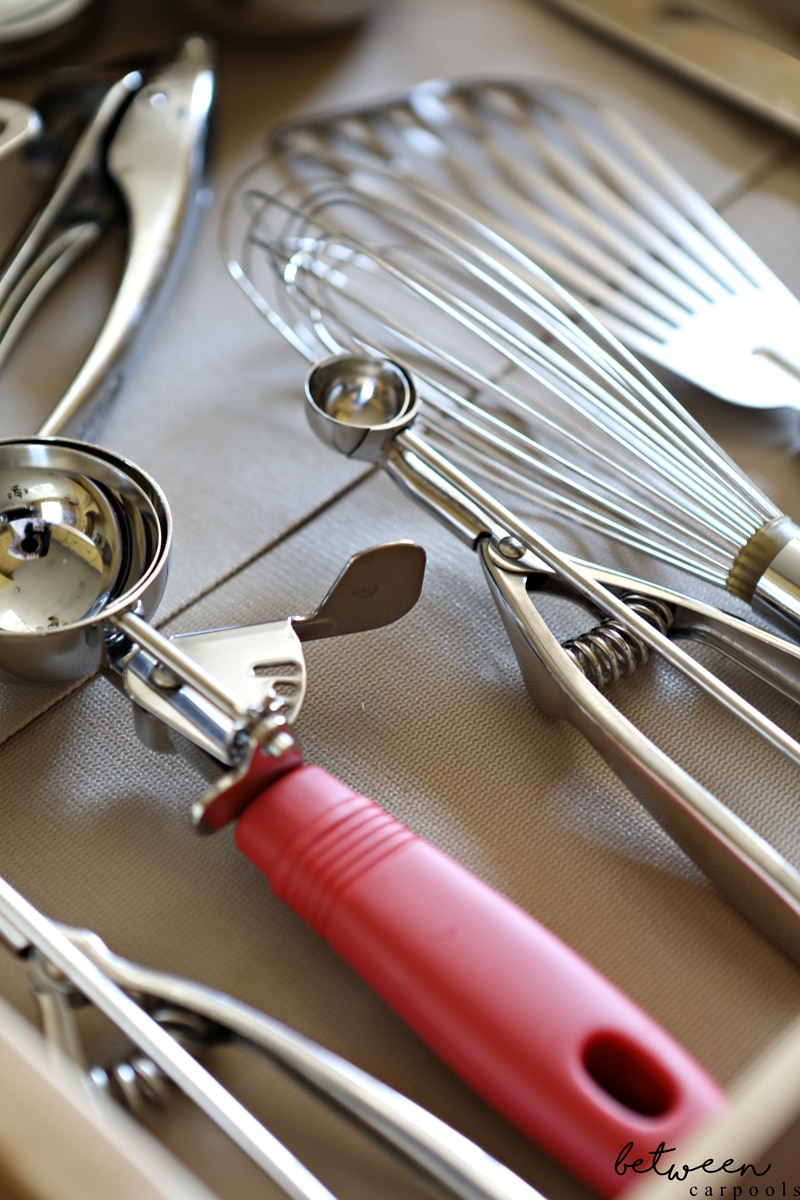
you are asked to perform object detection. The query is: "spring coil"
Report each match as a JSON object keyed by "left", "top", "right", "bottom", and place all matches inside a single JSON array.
[
  {"left": 90, "top": 1050, "right": 173, "bottom": 1113},
  {"left": 89, "top": 1006, "right": 217, "bottom": 1115},
  {"left": 562, "top": 594, "right": 675, "bottom": 691}
]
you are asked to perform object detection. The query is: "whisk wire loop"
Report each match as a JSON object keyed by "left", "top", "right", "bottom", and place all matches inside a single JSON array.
[{"left": 421, "top": 407, "right": 734, "bottom": 582}]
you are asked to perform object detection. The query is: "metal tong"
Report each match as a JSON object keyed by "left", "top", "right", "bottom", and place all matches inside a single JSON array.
[
  {"left": 0, "top": 873, "right": 543, "bottom": 1200},
  {"left": 0, "top": 33, "right": 215, "bottom": 437}
]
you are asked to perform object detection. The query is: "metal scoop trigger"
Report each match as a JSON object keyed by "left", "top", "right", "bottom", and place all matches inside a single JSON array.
[
  {"left": 478, "top": 540, "right": 800, "bottom": 968},
  {"left": 292, "top": 539, "right": 426, "bottom": 641},
  {"left": 122, "top": 542, "right": 426, "bottom": 823}
]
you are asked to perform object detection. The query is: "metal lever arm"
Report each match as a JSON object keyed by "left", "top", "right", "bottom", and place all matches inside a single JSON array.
[
  {"left": 480, "top": 544, "right": 800, "bottom": 970},
  {"left": 386, "top": 426, "right": 800, "bottom": 772},
  {"left": 235, "top": 760, "right": 726, "bottom": 1199}
]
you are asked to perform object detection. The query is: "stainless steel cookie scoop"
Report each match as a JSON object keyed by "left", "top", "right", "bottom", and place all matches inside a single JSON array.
[
  {"left": 302, "top": 353, "right": 800, "bottom": 971},
  {"left": 0, "top": 435, "right": 422, "bottom": 720}
]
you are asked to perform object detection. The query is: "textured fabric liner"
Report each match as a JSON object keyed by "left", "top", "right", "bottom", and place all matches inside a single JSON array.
[{"left": 0, "top": 1, "right": 798, "bottom": 1196}]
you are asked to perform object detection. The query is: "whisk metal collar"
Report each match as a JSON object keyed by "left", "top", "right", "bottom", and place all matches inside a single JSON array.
[{"left": 753, "top": 532, "right": 800, "bottom": 630}]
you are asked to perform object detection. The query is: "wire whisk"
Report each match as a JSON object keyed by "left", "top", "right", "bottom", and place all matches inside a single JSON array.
[{"left": 225, "top": 165, "right": 800, "bottom": 630}]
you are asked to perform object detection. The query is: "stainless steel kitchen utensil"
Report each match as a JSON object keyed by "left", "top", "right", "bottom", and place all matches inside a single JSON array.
[
  {"left": 0, "top": 879, "right": 544, "bottom": 1200},
  {"left": 224, "top": 171, "right": 800, "bottom": 629},
  {"left": 541, "top": 0, "right": 800, "bottom": 137},
  {"left": 262, "top": 78, "right": 800, "bottom": 411},
  {"left": 0, "top": 435, "right": 729, "bottom": 1198},
  {"left": 302, "top": 351, "right": 800, "bottom": 971},
  {"left": 0, "top": 435, "right": 420, "bottom": 702},
  {"left": 0, "top": 437, "right": 171, "bottom": 680},
  {"left": 0, "top": 34, "right": 215, "bottom": 437}
]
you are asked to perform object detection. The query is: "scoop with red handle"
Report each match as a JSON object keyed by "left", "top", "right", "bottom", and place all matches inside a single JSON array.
[
  {"left": 225, "top": 756, "right": 725, "bottom": 1198},
  {"left": 123, "top": 539, "right": 726, "bottom": 1197}
]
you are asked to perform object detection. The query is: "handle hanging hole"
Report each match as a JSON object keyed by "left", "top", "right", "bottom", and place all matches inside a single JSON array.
[{"left": 582, "top": 1030, "right": 678, "bottom": 1117}]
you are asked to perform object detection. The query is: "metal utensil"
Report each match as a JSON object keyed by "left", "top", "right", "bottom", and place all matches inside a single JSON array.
[
  {"left": 0, "top": 34, "right": 215, "bottom": 437},
  {"left": 0, "top": 436, "right": 420, "bottom": 702},
  {"left": 302, "top": 352, "right": 800, "bottom": 974},
  {"left": 0, "top": 434, "right": 727, "bottom": 1198},
  {"left": 0, "top": 883, "right": 545, "bottom": 1200},
  {"left": 0, "top": 874, "right": 340, "bottom": 1200},
  {"left": 225, "top": 167, "right": 800, "bottom": 629},
  {"left": 262, "top": 78, "right": 800, "bottom": 412}
]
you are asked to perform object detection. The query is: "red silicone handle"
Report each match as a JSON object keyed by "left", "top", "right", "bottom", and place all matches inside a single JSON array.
[{"left": 235, "top": 765, "right": 726, "bottom": 1196}]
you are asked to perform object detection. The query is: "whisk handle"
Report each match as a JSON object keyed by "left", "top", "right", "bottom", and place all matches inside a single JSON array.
[{"left": 235, "top": 764, "right": 726, "bottom": 1197}]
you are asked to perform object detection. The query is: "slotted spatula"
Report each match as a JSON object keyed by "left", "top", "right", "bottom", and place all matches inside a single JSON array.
[{"left": 267, "top": 77, "right": 800, "bottom": 411}]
